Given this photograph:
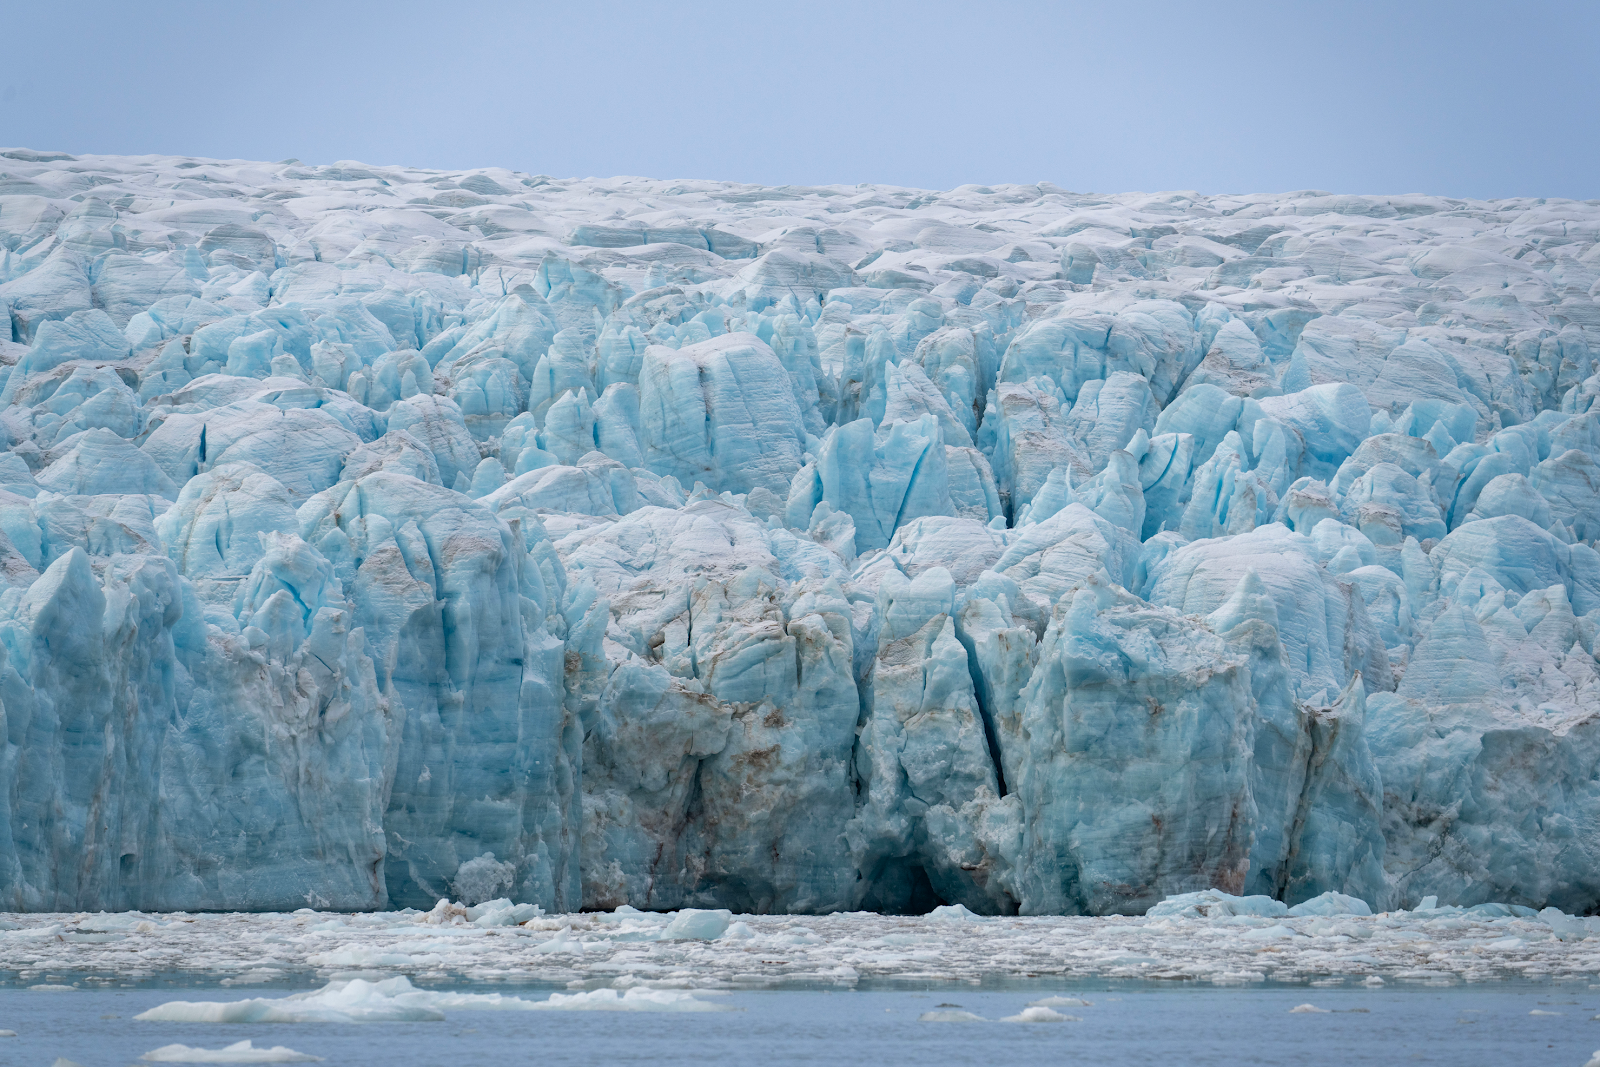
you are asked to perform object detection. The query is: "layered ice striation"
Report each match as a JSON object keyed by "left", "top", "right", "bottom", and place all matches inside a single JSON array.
[{"left": 2, "top": 150, "right": 1600, "bottom": 914}]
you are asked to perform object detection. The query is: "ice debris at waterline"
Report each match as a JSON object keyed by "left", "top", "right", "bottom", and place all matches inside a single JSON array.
[
  {"left": 6, "top": 892, "right": 1600, "bottom": 986},
  {"left": 1, "top": 149, "right": 1600, "bottom": 915}
]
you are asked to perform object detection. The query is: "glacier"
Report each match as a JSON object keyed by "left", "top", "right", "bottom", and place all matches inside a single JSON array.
[{"left": 1, "top": 149, "right": 1600, "bottom": 916}]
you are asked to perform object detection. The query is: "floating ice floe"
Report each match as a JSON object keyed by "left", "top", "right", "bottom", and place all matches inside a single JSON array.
[
  {"left": 528, "top": 988, "right": 738, "bottom": 1012},
  {"left": 1001, "top": 1006, "right": 1073, "bottom": 1022},
  {"left": 133, "top": 975, "right": 737, "bottom": 1022},
  {"left": 136, "top": 977, "right": 546, "bottom": 1023},
  {"left": 660, "top": 909, "right": 732, "bottom": 940},
  {"left": 139, "top": 1040, "right": 323, "bottom": 1063}
]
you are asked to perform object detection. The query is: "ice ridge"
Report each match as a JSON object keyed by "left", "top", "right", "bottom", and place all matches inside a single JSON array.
[{"left": 1, "top": 150, "right": 1600, "bottom": 914}]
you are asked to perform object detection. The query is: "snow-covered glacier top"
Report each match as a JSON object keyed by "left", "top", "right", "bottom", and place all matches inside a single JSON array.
[{"left": 2, "top": 148, "right": 1599, "bottom": 918}]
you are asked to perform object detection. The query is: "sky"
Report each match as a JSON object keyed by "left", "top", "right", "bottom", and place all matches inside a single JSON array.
[{"left": 3, "top": 0, "right": 1597, "bottom": 199}]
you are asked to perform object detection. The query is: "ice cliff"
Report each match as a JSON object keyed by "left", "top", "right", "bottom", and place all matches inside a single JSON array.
[{"left": 2, "top": 149, "right": 1600, "bottom": 914}]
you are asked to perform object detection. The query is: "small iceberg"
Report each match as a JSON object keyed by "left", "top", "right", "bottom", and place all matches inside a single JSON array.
[{"left": 140, "top": 1040, "right": 323, "bottom": 1063}]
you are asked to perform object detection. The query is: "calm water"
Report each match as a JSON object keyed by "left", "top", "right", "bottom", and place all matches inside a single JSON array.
[{"left": 1, "top": 980, "right": 1595, "bottom": 1066}]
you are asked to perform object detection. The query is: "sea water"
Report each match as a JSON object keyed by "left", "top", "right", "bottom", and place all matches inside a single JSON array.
[{"left": 1, "top": 980, "right": 1595, "bottom": 1067}]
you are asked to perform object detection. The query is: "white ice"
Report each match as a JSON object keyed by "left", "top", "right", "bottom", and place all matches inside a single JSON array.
[
  {"left": 1001, "top": 1006, "right": 1071, "bottom": 1022},
  {"left": 134, "top": 976, "right": 737, "bottom": 1022},
  {"left": 133, "top": 977, "right": 556, "bottom": 1023},
  {"left": 526, "top": 988, "right": 738, "bottom": 1012},
  {"left": 139, "top": 1041, "right": 322, "bottom": 1063},
  {"left": 6, "top": 892, "right": 1600, "bottom": 989}
]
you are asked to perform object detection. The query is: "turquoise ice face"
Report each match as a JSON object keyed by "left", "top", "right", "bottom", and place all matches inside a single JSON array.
[{"left": 0, "top": 155, "right": 1598, "bottom": 916}]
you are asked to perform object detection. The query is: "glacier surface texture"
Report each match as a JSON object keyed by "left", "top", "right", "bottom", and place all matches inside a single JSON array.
[{"left": 1, "top": 149, "right": 1599, "bottom": 916}]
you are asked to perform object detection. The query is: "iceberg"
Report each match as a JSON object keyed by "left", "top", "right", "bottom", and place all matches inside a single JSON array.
[{"left": 1, "top": 150, "right": 1599, "bottom": 916}]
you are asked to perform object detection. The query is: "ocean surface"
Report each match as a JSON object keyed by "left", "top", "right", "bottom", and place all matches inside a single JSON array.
[{"left": 1, "top": 979, "right": 1595, "bottom": 1067}]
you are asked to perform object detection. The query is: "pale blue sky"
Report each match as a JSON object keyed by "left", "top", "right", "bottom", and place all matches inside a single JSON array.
[{"left": 3, "top": 0, "right": 1596, "bottom": 198}]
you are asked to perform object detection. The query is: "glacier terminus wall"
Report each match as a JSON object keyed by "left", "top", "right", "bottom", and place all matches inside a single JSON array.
[{"left": 2, "top": 148, "right": 1600, "bottom": 915}]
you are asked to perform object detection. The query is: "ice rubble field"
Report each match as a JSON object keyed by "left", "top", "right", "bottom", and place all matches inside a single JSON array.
[
  {"left": 3, "top": 148, "right": 1600, "bottom": 921},
  {"left": 7, "top": 892, "right": 1600, "bottom": 992}
]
